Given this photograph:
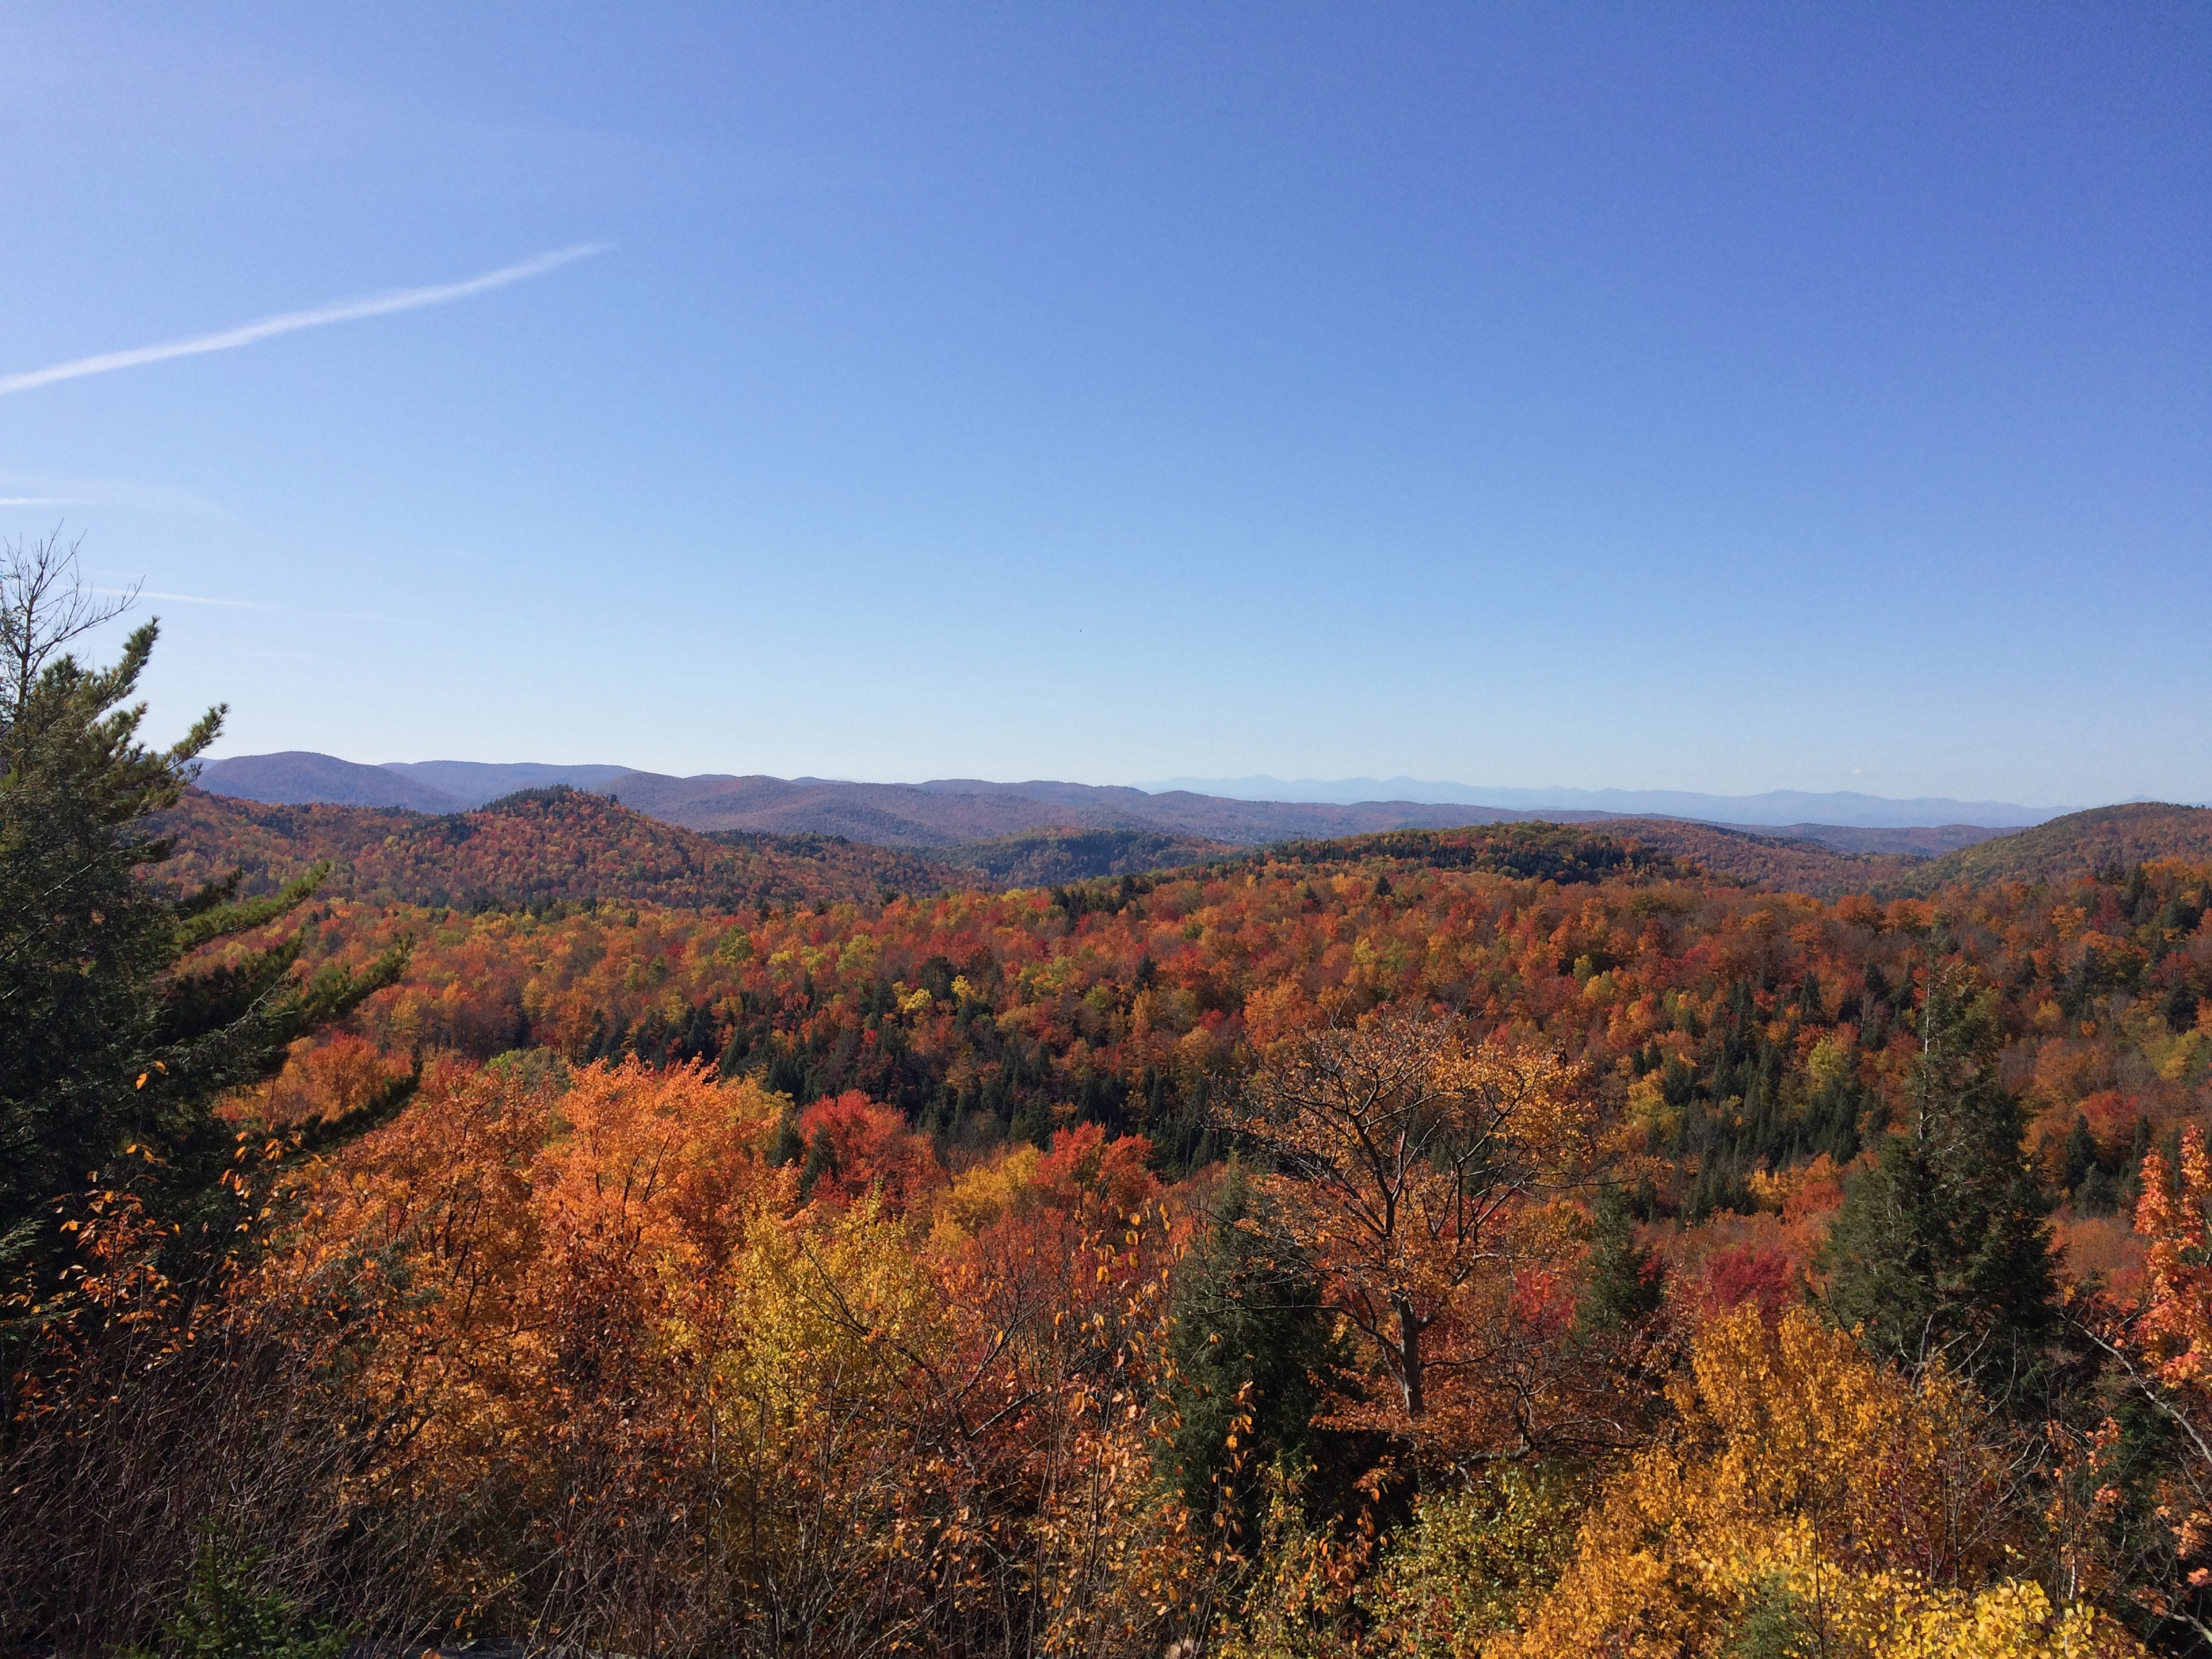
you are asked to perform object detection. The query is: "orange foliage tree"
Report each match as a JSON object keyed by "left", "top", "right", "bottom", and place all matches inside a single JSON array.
[
  {"left": 232, "top": 1057, "right": 1233, "bottom": 1653},
  {"left": 2072, "top": 1124, "right": 2212, "bottom": 1642},
  {"left": 1241, "top": 1007, "right": 1600, "bottom": 1459},
  {"left": 793, "top": 1089, "right": 945, "bottom": 1210}
]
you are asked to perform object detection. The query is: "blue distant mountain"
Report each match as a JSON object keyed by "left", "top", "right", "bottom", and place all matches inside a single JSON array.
[
  {"left": 379, "top": 760, "right": 634, "bottom": 807},
  {"left": 197, "top": 752, "right": 2067, "bottom": 839},
  {"left": 1136, "top": 777, "right": 2063, "bottom": 829},
  {"left": 197, "top": 755, "right": 629, "bottom": 811},
  {"left": 195, "top": 752, "right": 467, "bottom": 811}
]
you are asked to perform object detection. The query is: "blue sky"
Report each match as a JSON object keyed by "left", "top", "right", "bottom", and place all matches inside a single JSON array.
[{"left": 1, "top": 4, "right": 2203, "bottom": 805}]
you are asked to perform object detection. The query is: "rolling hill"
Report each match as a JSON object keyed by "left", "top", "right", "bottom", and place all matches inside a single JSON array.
[
  {"left": 180, "top": 753, "right": 1708, "bottom": 848},
  {"left": 380, "top": 760, "right": 634, "bottom": 806},
  {"left": 1886, "top": 802, "right": 2212, "bottom": 894},
  {"left": 417, "top": 770, "right": 1607, "bottom": 846},
  {"left": 148, "top": 787, "right": 966, "bottom": 910},
  {"left": 1750, "top": 822, "right": 2015, "bottom": 857},
  {"left": 934, "top": 826, "right": 1237, "bottom": 884},
  {"left": 1581, "top": 819, "right": 1925, "bottom": 893},
  {"left": 1144, "top": 775, "right": 2061, "bottom": 827},
  {"left": 1240, "top": 819, "right": 1921, "bottom": 897},
  {"left": 196, "top": 751, "right": 468, "bottom": 811},
  {"left": 160, "top": 789, "right": 1975, "bottom": 907}
]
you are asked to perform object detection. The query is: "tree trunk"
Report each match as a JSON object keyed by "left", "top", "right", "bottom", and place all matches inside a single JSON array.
[{"left": 1394, "top": 1294, "right": 1424, "bottom": 1417}]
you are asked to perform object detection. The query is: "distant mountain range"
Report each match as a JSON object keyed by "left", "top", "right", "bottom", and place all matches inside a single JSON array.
[
  {"left": 197, "top": 754, "right": 636, "bottom": 812},
  {"left": 176, "top": 756, "right": 2212, "bottom": 901},
  {"left": 382, "top": 760, "right": 634, "bottom": 803},
  {"left": 194, "top": 752, "right": 2043, "bottom": 857},
  {"left": 195, "top": 751, "right": 476, "bottom": 812},
  {"left": 1141, "top": 776, "right": 2066, "bottom": 828}
]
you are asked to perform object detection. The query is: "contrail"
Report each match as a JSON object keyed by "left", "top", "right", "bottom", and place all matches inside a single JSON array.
[
  {"left": 0, "top": 244, "right": 611, "bottom": 397},
  {"left": 97, "top": 586, "right": 403, "bottom": 623},
  {"left": 119, "top": 588, "right": 280, "bottom": 610}
]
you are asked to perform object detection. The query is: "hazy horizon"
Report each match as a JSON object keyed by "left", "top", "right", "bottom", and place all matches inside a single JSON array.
[{"left": 192, "top": 746, "right": 2126, "bottom": 828}]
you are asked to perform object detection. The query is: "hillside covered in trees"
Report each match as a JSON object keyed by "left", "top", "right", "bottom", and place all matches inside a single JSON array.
[
  {"left": 1891, "top": 802, "right": 2212, "bottom": 894},
  {"left": 13, "top": 3, "right": 2199, "bottom": 1648},
  {"left": 150, "top": 785, "right": 966, "bottom": 910},
  {"left": 255, "top": 816, "right": 2211, "bottom": 1202},
  {"left": 934, "top": 825, "right": 1237, "bottom": 884},
  {"left": 1241, "top": 819, "right": 1931, "bottom": 896},
  {"left": 163, "top": 785, "right": 2051, "bottom": 909}
]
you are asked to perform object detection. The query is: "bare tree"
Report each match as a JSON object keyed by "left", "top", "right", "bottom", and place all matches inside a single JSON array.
[{"left": 1, "top": 529, "right": 138, "bottom": 729}]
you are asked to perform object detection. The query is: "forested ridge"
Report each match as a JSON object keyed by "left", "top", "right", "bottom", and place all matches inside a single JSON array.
[
  {"left": 167, "top": 776, "right": 2212, "bottom": 913},
  {"left": 1891, "top": 802, "right": 2212, "bottom": 895},
  {"left": 149, "top": 784, "right": 966, "bottom": 910},
  {"left": 9, "top": 590, "right": 2212, "bottom": 1655}
]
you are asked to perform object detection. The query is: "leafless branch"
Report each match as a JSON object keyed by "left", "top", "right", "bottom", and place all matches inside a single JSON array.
[{"left": 1, "top": 527, "right": 139, "bottom": 724}]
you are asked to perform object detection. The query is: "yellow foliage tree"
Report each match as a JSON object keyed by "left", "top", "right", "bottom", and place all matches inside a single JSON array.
[{"left": 1490, "top": 1307, "right": 2150, "bottom": 1658}]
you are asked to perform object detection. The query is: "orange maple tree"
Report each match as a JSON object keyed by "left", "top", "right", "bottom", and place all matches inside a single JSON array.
[{"left": 1241, "top": 1007, "right": 1603, "bottom": 1458}]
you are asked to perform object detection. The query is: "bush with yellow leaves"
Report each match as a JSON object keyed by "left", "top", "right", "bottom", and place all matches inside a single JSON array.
[{"left": 1489, "top": 1305, "right": 2149, "bottom": 1658}]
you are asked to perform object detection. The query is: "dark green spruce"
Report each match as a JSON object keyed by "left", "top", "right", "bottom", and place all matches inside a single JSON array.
[
  {"left": 1820, "top": 967, "right": 2057, "bottom": 1398},
  {"left": 0, "top": 537, "right": 407, "bottom": 1315},
  {"left": 1162, "top": 1160, "right": 1347, "bottom": 1521},
  {"left": 1575, "top": 1184, "right": 1666, "bottom": 1338}
]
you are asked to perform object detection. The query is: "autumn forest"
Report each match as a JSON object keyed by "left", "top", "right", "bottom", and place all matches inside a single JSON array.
[{"left": 5, "top": 563, "right": 2211, "bottom": 1658}]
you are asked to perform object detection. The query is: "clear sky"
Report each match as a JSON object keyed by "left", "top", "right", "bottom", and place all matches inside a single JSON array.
[{"left": 1, "top": 4, "right": 2204, "bottom": 806}]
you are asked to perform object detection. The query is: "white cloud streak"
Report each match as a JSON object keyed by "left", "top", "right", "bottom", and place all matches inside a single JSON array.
[
  {"left": 0, "top": 244, "right": 611, "bottom": 397},
  {"left": 94, "top": 586, "right": 403, "bottom": 624},
  {"left": 129, "top": 589, "right": 280, "bottom": 610}
]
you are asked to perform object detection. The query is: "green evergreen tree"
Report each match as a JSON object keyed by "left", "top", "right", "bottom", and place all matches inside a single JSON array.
[
  {"left": 797, "top": 1126, "right": 838, "bottom": 1199},
  {"left": 123, "top": 1530, "right": 348, "bottom": 1659},
  {"left": 0, "top": 537, "right": 405, "bottom": 1315},
  {"left": 1723, "top": 1573, "right": 1816, "bottom": 1658},
  {"left": 768, "top": 1102, "right": 806, "bottom": 1167},
  {"left": 2072, "top": 1163, "right": 2118, "bottom": 1217},
  {"left": 2060, "top": 1112, "right": 2101, "bottom": 1193},
  {"left": 1162, "top": 1160, "right": 1344, "bottom": 1521},
  {"left": 1575, "top": 1185, "right": 1666, "bottom": 1337},
  {"left": 2115, "top": 1113, "right": 2154, "bottom": 1214},
  {"left": 1009, "top": 1094, "right": 1053, "bottom": 1149},
  {"left": 1820, "top": 968, "right": 2055, "bottom": 1398}
]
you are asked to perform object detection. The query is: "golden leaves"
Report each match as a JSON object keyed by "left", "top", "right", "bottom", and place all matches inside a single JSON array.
[{"left": 1492, "top": 1307, "right": 2150, "bottom": 1658}]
